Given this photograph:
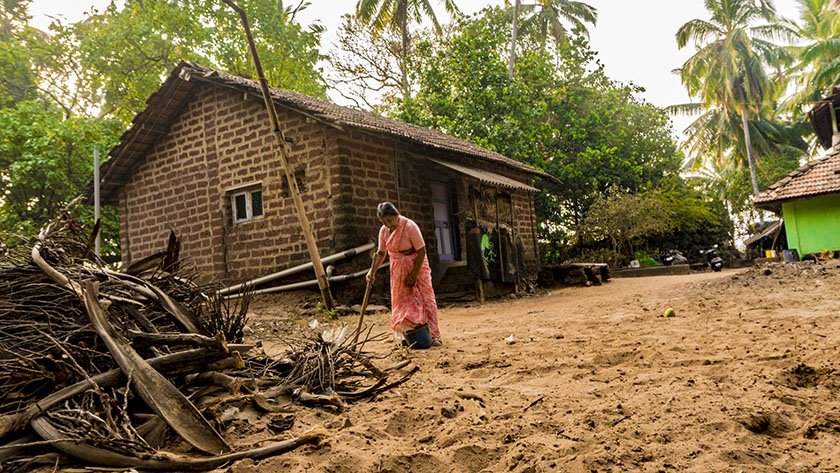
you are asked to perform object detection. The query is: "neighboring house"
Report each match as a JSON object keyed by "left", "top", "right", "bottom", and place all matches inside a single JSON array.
[
  {"left": 98, "top": 62, "right": 548, "bottom": 293},
  {"left": 754, "top": 88, "right": 840, "bottom": 257}
]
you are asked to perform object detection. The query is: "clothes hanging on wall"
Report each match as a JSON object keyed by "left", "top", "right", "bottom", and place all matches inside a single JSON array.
[{"left": 466, "top": 227, "right": 490, "bottom": 280}]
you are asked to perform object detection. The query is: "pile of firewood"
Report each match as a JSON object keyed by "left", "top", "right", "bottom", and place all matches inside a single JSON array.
[{"left": 0, "top": 203, "right": 413, "bottom": 472}]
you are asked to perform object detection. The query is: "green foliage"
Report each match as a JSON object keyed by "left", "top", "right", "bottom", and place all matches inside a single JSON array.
[
  {"left": 581, "top": 189, "right": 672, "bottom": 266},
  {"left": 0, "top": 0, "right": 44, "bottom": 108},
  {"left": 786, "top": 0, "right": 840, "bottom": 113},
  {"left": 641, "top": 176, "right": 733, "bottom": 259},
  {"left": 0, "top": 0, "right": 326, "bottom": 258},
  {"left": 354, "top": 0, "right": 461, "bottom": 98},
  {"left": 0, "top": 100, "right": 122, "bottom": 253},
  {"left": 399, "top": 7, "right": 683, "bottom": 259},
  {"left": 633, "top": 251, "right": 659, "bottom": 267},
  {"left": 519, "top": 0, "right": 598, "bottom": 50},
  {"left": 580, "top": 179, "right": 735, "bottom": 266},
  {"left": 674, "top": 0, "right": 801, "bottom": 196},
  {"left": 53, "top": 0, "right": 326, "bottom": 123},
  {"left": 355, "top": 0, "right": 460, "bottom": 36}
]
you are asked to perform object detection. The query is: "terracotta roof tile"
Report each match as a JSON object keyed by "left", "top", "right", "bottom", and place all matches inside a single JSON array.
[
  {"left": 96, "top": 62, "right": 548, "bottom": 204},
  {"left": 754, "top": 149, "right": 840, "bottom": 205},
  {"left": 185, "top": 62, "right": 545, "bottom": 177}
]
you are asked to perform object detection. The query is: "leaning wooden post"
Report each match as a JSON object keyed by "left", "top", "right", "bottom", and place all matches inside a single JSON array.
[{"left": 221, "top": 0, "right": 334, "bottom": 309}]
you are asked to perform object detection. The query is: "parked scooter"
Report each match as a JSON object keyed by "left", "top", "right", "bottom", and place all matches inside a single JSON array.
[
  {"left": 701, "top": 245, "right": 724, "bottom": 272},
  {"left": 659, "top": 249, "right": 688, "bottom": 266}
]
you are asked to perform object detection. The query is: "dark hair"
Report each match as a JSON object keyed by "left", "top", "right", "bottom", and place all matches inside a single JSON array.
[{"left": 376, "top": 202, "right": 399, "bottom": 218}]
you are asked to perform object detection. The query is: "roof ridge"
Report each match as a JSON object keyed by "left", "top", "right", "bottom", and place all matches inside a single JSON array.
[{"left": 180, "top": 62, "right": 549, "bottom": 179}]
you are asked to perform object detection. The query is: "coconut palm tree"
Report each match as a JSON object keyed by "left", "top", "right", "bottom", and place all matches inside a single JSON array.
[
  {"left": 508, "top": 0, "right": 596, "bottom": 76},
  {"left": 355, "top": 0, "right": 460, "bottom": 97},
  {"left": 786, "top": 0, "right": 840, "bottom": 112},
  {"left": 520, "top": 0, "right": 597, "bottom": 51},
  {"left": 675, "top": 0, "right": 793, "bottom": 196},
  {"left": 508, "top": 0, "right": 521, "bottom": 77}
]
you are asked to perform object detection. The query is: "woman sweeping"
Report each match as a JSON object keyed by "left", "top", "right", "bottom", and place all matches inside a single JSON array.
[{"left": 366, "top": 202, "right": 441, "bottom": 348}]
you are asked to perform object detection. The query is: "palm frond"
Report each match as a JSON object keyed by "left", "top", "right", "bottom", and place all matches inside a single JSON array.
[
  {"left": 676, "top": 18, "right": 721, "bottom": 48},
  {"left": 666, "top": 102, "right": 706, "bottom": 116}
]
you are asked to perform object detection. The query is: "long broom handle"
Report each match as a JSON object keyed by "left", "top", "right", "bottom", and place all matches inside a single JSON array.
[{"left": 353, "top": 279, "right": 374, "bottom": 345}]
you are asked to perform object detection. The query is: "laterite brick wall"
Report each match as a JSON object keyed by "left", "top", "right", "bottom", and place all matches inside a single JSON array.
[
  {"left": 119, "top": 85, "right": 336, "bottom": 283},
  {"left": 332, "top": 130, "right": 438, "bottom": 258},
  {"left": 119, "top": 82, "right": 540, "bottom": 284}
]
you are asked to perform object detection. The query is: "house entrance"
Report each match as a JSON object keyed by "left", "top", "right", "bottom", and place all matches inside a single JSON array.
[{"left": 430, "top": 181, "right": 456, "bottom": 261}]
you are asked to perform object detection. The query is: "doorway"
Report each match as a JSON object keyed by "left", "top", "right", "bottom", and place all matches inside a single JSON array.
[{"left": 430, "top": 181, "right": 456, "bottom": 261}]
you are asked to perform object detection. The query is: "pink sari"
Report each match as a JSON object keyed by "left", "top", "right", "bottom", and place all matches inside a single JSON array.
[{"left": 383, "top": 217, "right": 441, "bottom": 338}]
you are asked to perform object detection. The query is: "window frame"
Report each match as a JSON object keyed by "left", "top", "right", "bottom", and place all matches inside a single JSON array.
[{"left": 229, "top": 185, "right": 264, "bottom": 224}]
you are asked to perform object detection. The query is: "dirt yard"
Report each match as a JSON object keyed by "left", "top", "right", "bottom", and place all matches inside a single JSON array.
[{"left": 222, "top": 262, "right": 840, "bottom": 473}]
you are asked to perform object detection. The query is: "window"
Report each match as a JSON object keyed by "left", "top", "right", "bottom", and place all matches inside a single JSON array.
[{"left": 230, "top": 185, "right": 264, "bottom": 224}]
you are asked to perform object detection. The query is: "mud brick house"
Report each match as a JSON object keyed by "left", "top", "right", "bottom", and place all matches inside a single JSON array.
[
  {"left": 755, "top": 88, "right": 840, "bottom": 258},
  {"left": 97, "top": 62, "right": 549, "bottom": 294}
]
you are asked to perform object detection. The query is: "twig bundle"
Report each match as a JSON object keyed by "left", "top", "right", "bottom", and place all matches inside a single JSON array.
[{"left": 0, "top": 203, "right": 414, "bottom": 471}]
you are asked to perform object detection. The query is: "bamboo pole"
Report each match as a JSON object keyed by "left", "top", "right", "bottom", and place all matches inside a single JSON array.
[
  {"left": 222, "top": 0, "right": 334, "bottom": 309},
  {"left": 224, "top": 262, "right": 389, "bottom": 299},
  {"left": 218, "top": 243, "right": 374, "bottom": 296}
]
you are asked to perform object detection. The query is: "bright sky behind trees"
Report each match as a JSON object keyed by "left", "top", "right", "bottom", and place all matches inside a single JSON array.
[{"left": 28, "top": 0, "right": 800, "bottom": 135}]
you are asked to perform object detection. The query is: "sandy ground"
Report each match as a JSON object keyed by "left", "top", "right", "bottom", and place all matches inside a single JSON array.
[{"left": 218, "top": 262, "right": 840, "bottom": 473}]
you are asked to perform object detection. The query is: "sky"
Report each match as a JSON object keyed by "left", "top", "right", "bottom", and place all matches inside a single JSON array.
[{"left": 28, "top": 0, "right": 804, "bottom": 135}]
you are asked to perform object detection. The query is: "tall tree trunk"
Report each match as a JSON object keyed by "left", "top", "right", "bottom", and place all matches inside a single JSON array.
[
  {"left": 508, "top": 0, "right": 521, "bottom": 78},
  {"left": 399, "top": 2, "right": 410, "bottom": 100},
  {"left": 739, "top": 103, "right": 760, "bottom": 196}
]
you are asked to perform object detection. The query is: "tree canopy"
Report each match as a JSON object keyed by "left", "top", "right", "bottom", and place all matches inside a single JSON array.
[
  {"left": 397, "top": 7, "right": 699, "bottom": 261},
  {"left": 2, "top": 0, "right": 836, "bottom": 265},
  {"left": 0, "top": 0, "right": 326, "bottom": 253}
]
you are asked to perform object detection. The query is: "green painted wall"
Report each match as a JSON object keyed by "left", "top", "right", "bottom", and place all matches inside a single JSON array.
[{"left": 782, "top": 193, "right": 840, "bottom": 257}]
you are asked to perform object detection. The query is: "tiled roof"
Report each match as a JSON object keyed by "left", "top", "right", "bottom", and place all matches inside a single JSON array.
[
  {"left": 754, "top": 149, "right": 840, "bottom": 206},
  {"left": 96, "top": 62, "right": 548, "bottom": 204}
]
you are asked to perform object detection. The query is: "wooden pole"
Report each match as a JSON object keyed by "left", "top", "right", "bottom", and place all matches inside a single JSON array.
[
  {"left": 353, "top": 278, "right": 374, "bottom": 345},
  {"left": 93, "top": 145, "right": 101, "bottom": 257},
  {"left": 222, "top": 0, "right": 333, "bottom": 308}
]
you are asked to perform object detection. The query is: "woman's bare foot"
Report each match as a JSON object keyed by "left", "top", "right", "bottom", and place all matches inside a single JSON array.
[{"left": 431, "top": 338, "right": 442, "bottom": 346}]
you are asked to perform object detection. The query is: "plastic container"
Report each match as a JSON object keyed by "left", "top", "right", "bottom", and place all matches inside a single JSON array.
[{"left": 403, "top": 324, "right": 433, "bottom": 349}]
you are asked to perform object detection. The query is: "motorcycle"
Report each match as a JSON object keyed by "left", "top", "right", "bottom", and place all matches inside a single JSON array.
[
  {"left": 659, "top": 249, "right": 688, "bottom": 266},
  {"left": 701, "top": 245, "right": 724, "bottom": 272}
]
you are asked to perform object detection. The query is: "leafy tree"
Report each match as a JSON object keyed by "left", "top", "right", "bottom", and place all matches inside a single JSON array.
[
  {"left": 581, "top": 189, "right": 671, "bottom": 267},
  {"left": 400, "top": 7, "right": 685, "bottom": 260},
  {"left": 0, "top": 0, "right": 325, "bottom": 258},
  {"left": 354, "top": 0, "right": 460, "bottom": 98},
  {"left": 675, "top": 105, "right": 809, "bottom": 212},
  {"left": 0, "top": 100, "right": 122, "bottom": 251},
  {"left": 675, "top": 0, "right": 793, "bottom": 195},
  {"left": 0, "top": 0, "right": 28, "bottom": 40},
  {"left": 643, "top": 176, "right": 733, "bottom": 260},
  {"left": 0, "top": 0, "right": 43, "bottom": 107},
  {"left": 50, "top": 0, "right": 326, "bottom": 122},
  {"left": 328, "top": 14, "right": 410, "bottom": 110},
  {"left": 580, "top": 178, "right": 736, "bottom": 267}
]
